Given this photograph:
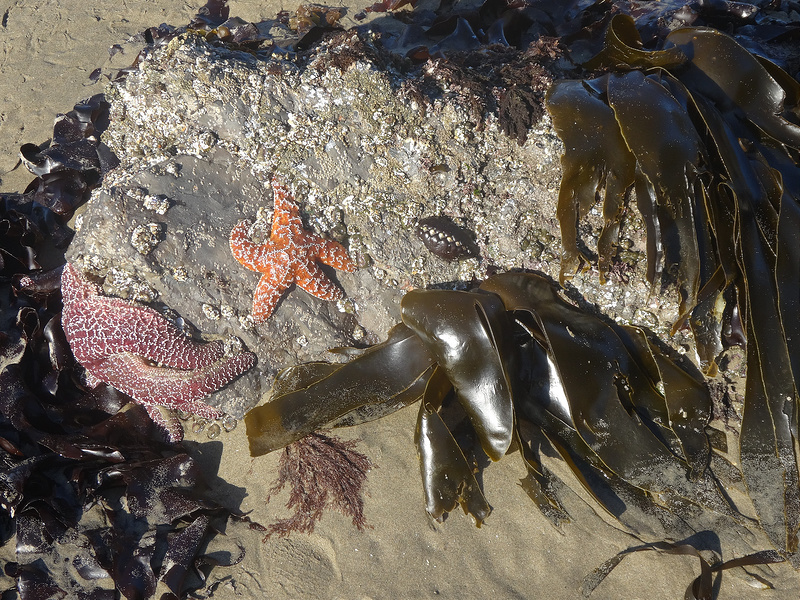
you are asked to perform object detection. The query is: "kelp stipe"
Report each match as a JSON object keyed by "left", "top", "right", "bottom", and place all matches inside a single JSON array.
[
  {"left": 244, "top": 323, "right": 436, "bottom": 456},
  {"left": 545, "top": 15, "right": 800, "bottom": 559}
]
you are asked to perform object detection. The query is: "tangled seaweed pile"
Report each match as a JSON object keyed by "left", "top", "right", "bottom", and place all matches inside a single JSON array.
[
  {"left": 245, "top": 270, "right": 787, "bottom": 595},
  {"left": 17, "top": 95, "right": 118, "bottom": 219},
  {"left": 0, "top": 101, "right": 252, "bottom": 597},
  {"left": 247, "top": 271, "right": 724, "bottom": 529},
  {"left": 547, "top": 15, "right": 800, "bottom": 560}
]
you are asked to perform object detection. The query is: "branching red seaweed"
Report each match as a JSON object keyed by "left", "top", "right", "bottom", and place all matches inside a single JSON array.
[{"left": 263, "top": 432, "right": 372, "bottom": 539}]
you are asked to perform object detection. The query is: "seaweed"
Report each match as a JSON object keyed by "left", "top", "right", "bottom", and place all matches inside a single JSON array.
[
  {"left": 19, "top": 95, "right": 117, "bottom": 218},
  {"left": 401, "top": 288, "right": 515, "bottom": 462},
  {"left": 261, "top": 432, "right": 372, "bottom": 539},
  {"left": 374, "top": 0, "right": 553, "bottom": 62},
  {"left": 545, "top": 16, "right": 800, "bottom": 559},
  {"left": 582, "top": 542, "right": 784, "bottom": 599},
  {"left": 415, "top": 366, "right": 491, "bottom": 525},
  {"left": 244, "top": 324, "right": 436, "bottom": 456},
  {"left": 0, "top": 191, "right": 250, "bottom": 599},
  {"left": 245, "top": 272, "right": 747, "bottom": 537}
]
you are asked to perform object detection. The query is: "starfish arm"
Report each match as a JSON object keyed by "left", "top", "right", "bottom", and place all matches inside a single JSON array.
[
  {"left": 93, "top": 299, "right": 226, "bottom": 369},
  {"left": 61, "top": 263, "right": 100, "bottom": 304},
  {"left": 63, "top": 296, "right": 225, "bottom": 369},
  {"left": 270, "top": 177, "right": 305, "bottom": 234},
  {"left": 144, "top": 404, "right": 186, "bottom": 442},
  {"left": 295, "top": 261, "right": 344, "bottom": 302},
  {"left": 251, "top": 260, "right": 292, "bottom": 322},
  {"left": 86, "top": 350, "right": 256, "bottom": 429},
  {"left": 230, "top": 219, "right": 264, "bottom": 271},
  {"left": 61, "top": 264, "right": 226, "bottom": 370},
  {"left": 316, "top": 238, "right": 357, "bottom": 273},
  {"left": 84, "top": 368, "right": 103, "bottom": 388}
]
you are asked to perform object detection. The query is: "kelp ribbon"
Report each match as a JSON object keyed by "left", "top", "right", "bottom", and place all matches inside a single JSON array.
[{"left": 546, "top": 16, "right": 800, "bottom": 558}]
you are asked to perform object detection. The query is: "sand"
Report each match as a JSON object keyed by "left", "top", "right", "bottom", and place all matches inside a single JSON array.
[{"left": 1, "top": 1, "right": 799, "bottom": 598}]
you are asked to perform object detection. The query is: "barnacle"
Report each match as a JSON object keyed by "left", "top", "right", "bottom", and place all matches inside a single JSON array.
[{"left": 545, "top": 16, "right": 800, "bottom": 557}]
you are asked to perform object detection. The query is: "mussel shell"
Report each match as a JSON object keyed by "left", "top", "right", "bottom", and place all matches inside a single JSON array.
[{"left": 415, "top": 216, "right": 478, "bottom": 261}]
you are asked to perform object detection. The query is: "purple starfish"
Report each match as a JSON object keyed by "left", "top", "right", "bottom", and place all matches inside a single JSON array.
[{"left": 60, "top": 262, "right": 256, "bottom": 441}]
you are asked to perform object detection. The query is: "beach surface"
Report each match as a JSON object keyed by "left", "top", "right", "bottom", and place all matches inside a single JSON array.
[{"left": 1, "top": 1, "right": 799, "bottom": 598}]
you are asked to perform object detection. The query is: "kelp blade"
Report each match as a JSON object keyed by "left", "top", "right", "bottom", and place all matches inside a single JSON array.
[
  {"left": 582, "top": 14, "right": 686, "bottom": 71},
  {"left": 480, "top": 273, "right": 729, "bottom": 514},
  {"left": 513, "top": 329, "right": 689, "bottom": 536},
  {"left": 547, "top": 16, "right": 800, "bottom": 556},
  {"left": 606, "top": 70, "right": 703, "bottom": 318},
  {"left": 245, "top": 324, "right": 436, "bottom": 456},
  {"left": 544, "top": 77, "right": 636, "bottom": 283},
  {"left": 664, "top": 27, "right": 800, "bottom": 148},
  {"left": 415, "top": 366, "right": 491, "bottom": 525},
  {"left": 401, "top": 289, "right": 515, "bottom": 461},
  {"left": 690, "top": 85, "right": 800, "bottom": 555},
  {"left": 614, "top": 325, "right": 711, "bottom": 480}
]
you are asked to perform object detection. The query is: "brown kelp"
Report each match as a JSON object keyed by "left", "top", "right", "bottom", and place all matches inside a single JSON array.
[
  {"left": 245, "top": 324, "right": 437, "bottom": 456},
  {"left": 581, "top": 542, "right": 784, "bottom": 598},
  {"left": 545, "top": 16, "right": 800, "bottom": 559},
  {"left": 246, "top": 272, "right": 750, "bottom": 546}
]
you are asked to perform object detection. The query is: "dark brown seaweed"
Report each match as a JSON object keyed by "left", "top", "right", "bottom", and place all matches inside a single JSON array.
[
  {"left": 18, "top": 95, "right": 117, "bottom": 219},
  {"left": 248, "top": 272, "right": 741, "bottom": 532},
  {"left": 480, "top": 272, "right": 729, "bottom": 515},
  {"left": 545, "top": 77, "right": 636, "bottom": 283},
  {"left": 583, "top": 543, "right": 784, "bottom": 599},
  {"left": 415, "top": 366, "right": 491, "bottom": 525},
  {"left": 606, "top": 70, "right": 704, "bottom": 319},
  {"left": 1, "top": 190, "right": 249, "bottom": 599}
]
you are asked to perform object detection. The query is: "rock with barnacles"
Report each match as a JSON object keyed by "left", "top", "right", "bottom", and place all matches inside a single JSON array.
[{"left": 66, "top": 28, "right": 684, "bottom": 417}]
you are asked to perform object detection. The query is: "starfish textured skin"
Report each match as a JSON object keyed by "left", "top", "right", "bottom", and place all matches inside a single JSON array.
[
  {"left": 60, "top": 263, "right": 256, "bottom": 441},
  {"left": 230, "top": 177, "right": 357, "bottom": 322}
]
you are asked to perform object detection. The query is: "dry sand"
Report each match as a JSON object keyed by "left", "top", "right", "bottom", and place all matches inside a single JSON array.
[{"left": 1, "top": 1, "right": 799, "bottom": 598}]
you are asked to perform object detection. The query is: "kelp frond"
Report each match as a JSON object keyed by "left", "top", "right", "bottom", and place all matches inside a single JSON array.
[{"left": 545, "top": 16, "right": 800, "bottom": 558}]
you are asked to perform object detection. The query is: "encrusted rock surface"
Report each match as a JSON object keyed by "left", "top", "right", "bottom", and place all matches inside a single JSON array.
[{"left": 67, "top": 30, "right": 691, "bottom": 417}]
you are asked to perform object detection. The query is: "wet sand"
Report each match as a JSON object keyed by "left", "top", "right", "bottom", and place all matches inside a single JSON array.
[{"left": 1, "top": 1, "right": 799, "bottom": 598}]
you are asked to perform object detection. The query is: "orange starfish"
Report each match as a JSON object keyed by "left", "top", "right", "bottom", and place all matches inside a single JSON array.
[{"left": 230, "top": 177, "right": 357, "bottom": 322}]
